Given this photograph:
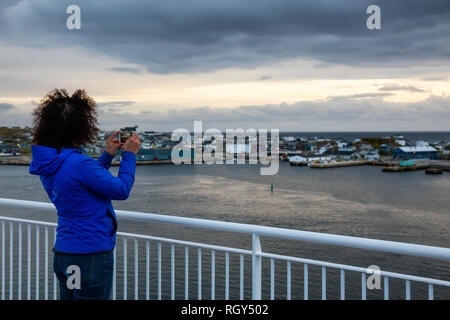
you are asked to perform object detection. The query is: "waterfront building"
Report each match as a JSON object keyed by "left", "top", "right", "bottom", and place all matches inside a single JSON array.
[
  {"left": 359, "top": 143, "right": 374, "bottom": 150},
  {"left": 0, "top": 144, "right": 19, "bottom": 154},
  {"left": 336, "top": 141, "right": 348, "bottom": 148},
  {"left": 337, "top": 147, "right": 359, "bottom": 160},
  {"left": 393, "top": 146, "right": 438, "bottom": 160},
  {"left": 364, "top": 151, "right": 380, "bottom": 160},
  {"left": 379, "top": 143, "right": 397, "bottom": 152},
  {"left": 286, "top": 141, "right": 299, "bottom": 149},
  {"left": 304, "top": 143, "right": 316, "bottom": 151},
  {"left": 136, "top": 149, "right": 171, "bottom": 161}
]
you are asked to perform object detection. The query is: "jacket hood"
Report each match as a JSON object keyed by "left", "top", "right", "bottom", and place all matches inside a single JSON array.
[{"left": 29, "top": 145, "right": 81, "bottom": 176}]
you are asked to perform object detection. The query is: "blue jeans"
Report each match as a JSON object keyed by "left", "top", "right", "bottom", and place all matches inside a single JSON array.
[{"left": 53, "top": 250, "right": 114, "bottom": 300}]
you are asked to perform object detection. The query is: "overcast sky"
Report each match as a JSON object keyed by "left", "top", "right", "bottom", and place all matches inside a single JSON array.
[{"left": 1, "top": 0, "right": 449, "bottom": 131}]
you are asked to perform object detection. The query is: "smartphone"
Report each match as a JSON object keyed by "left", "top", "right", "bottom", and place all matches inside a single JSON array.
[{"left": 120, "top": 132, "right": 132, "bottom": 143}]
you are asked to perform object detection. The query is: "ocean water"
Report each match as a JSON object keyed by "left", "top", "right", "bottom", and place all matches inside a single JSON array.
[{"left": 0, "top": 153, "right": 449, "bottom": 299}]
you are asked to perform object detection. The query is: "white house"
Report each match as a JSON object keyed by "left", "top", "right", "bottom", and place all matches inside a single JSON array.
[{"left": 364, "top": 151, "right": 380, "bottom": 160}]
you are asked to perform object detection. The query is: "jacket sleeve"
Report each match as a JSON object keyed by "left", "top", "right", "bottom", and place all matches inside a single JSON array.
[
  {"left": 76, "top": 152, "right": 136, "bottom": 200},
  {"left": 96, "top": 150, "right": 114, "bottom": 169}
]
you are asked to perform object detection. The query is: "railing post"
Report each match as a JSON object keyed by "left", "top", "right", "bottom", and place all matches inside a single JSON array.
[
  {"left": 252, "top": 234, "right": 262, "bottom": 300},
  {"left": 1, "top": 221, "right": 5, "bottom": 301}
]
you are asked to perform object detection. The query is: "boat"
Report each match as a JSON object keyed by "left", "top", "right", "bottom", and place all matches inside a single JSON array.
[
  {"left": 425, "top": 167, "right": 443, "bottom": 174},
  {"left": 289, "top": 155, "right": 307, "bottom": 166}
]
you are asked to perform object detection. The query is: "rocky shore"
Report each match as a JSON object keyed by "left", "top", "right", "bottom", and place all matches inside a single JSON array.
[
  {"left": 0, "top": 156, "right": 173, "bottom": 166},
  {"left": 0, "top": 156, "right": 32, "bottom": 165}
]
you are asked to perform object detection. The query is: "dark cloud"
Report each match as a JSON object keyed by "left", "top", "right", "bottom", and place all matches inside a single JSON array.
[
  {"left": 0, "top": 103, "right": 15, "bottom": 112},
  {"left": 378, "top": 85, "right": 426, "bottom": 93},
  {"left": 1, "top": 0, "right": 450, "bottom": 73},
  {"left": 97, "top": 101, "right": 135, "bottom": 108},
  {"left": 258, "top": 75, "right": 272, "bottom": 81},
  {"left": 109, "top": 67, "right": 144, "bottom": 75},
  {"left": 348, "top": 93, "right": 394, "bottom": 99}
]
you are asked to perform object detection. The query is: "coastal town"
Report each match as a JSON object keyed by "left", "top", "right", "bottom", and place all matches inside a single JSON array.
[{"left": 1, "top": 126, "right": 450, "bottom": 173}]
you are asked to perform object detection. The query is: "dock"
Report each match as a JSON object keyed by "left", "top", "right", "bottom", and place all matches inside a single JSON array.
[
  {"left": 300, "top": 158, "right": 450, "bottom": 174},
  {"left": 309, "top": 160, "right": 369, "bottom": 168},
  {"left": 382, "top": 164, "right": 429, "bottom": 172},
  {"left": 307, "top": 160, "right": 403, "bottom": 169}
]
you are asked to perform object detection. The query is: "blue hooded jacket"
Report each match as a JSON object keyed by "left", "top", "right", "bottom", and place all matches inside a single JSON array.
[{"left": 29, "top": 145, "right": 136, "bottom": 254}]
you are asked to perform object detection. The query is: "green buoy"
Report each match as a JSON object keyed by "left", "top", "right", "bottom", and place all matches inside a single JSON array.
[{"left": 271, "top": 183, "right": 274, "bottom": 192}]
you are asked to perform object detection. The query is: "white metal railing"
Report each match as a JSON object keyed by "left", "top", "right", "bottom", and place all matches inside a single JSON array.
[{"left": 0, "top": 197, "right": 449, "bottom": 300}]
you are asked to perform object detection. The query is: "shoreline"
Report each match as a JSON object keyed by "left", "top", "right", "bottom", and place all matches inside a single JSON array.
[
  {"left": 0, "top": 156, "right": 175, "bottom": 166},
  {"left": 1, "top": 156, "right": 450, "bottom": 172}
]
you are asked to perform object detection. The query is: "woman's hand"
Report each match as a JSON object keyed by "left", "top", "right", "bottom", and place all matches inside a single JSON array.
[
  {"left": 123, "top": 132, "right": 141, "bottom": 155},
  {"left": 105, "top": 130, "right": 124, "bottom": 156}
]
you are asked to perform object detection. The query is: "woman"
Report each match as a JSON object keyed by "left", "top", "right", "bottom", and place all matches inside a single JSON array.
[{"left": 29, "top": 89, "right": 140, "bottom": 300}]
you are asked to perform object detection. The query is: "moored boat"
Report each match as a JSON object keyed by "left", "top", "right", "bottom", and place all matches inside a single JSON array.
[
  {"left": 425, "top": 167, "right": 443, "bottom": 174},
  {"left": 289, "top": 155, "right": 307, "bottom": 166}
]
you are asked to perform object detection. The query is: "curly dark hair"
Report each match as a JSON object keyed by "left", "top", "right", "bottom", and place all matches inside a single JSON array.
[{"left": 32, "top": 89, "right": 99, "bottom": 149}]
